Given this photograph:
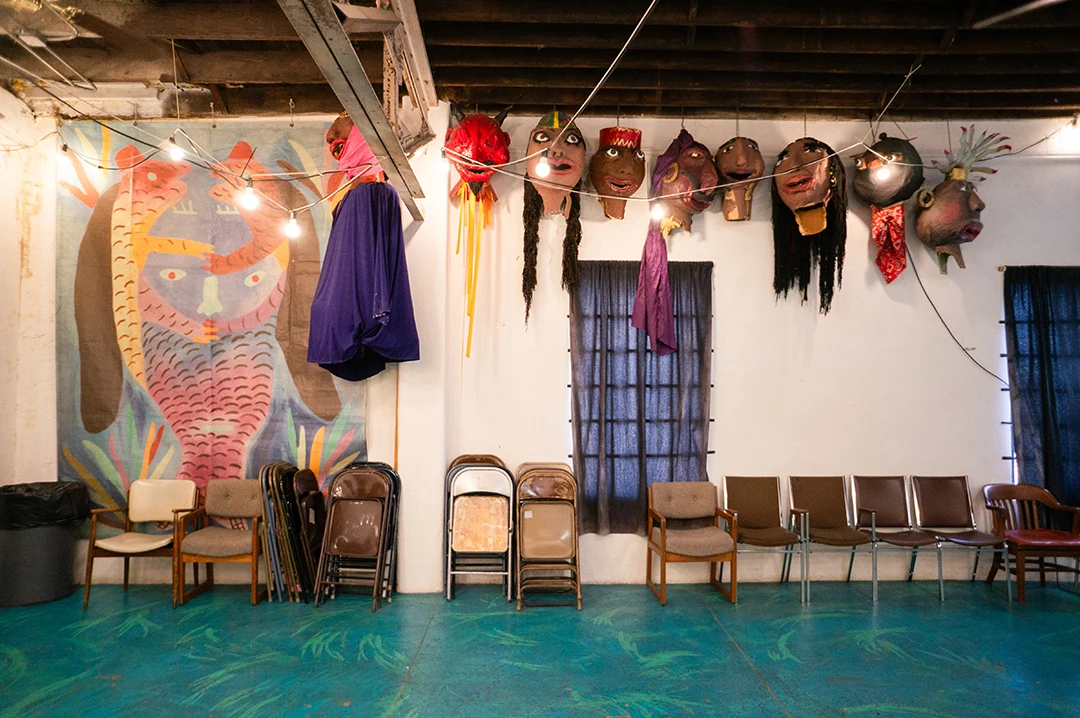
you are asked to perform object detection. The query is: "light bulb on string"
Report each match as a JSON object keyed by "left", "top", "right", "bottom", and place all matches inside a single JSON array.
[
  {"left": 284, "top": 211, "right": 301, "bottom": 239},
  {"left": 438, "top": 147, "right": 451, "bottom": 173},
  {"left": 534, "top": 149, "right": 551, "bottom": 178},
  {"left": 240, "top": 178, "right": 260, "bottom": 211},
  {"left": 873, "top": 163, "right": 892, "bottom": 181},
  {"left": 58, "top": 143, "right": 69, "bottom": 165},
  {"left": 167, "top": 134, "right": 185, "bottom": 162},
  {"left": 650, "top": 202, "right": 665, "bottom": 221}
]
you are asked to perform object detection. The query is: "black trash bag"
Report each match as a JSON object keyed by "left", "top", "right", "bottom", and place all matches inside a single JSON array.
[{"left": 0, "top": 482, "right": 91, "bottom": 529}]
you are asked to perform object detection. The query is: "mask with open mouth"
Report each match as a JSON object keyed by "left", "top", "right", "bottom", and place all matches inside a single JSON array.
[
  {"left": 914, "top": 126, "right": 1009, "bottom": 274},
  {"left": 771, "top": 137, "right": 848, "bottom": 314},
  {"left": 715, "top": 137, "right": 764, "bottom": 221},
  {"left": 443, "top": 103, "right": 512, "bottom": 358},
  {"left": 444, "top": 104, "right": 511, "bottom": 198},
  {"left": 653, "top": 129, "right": 717, "bottom": 237},
  {"left": 588, "top": 126, "right": 645, "bottom": 220},
  {"left": 525, "top": 111, "right": 586, "bottom": 217},
  {"left": 522, "top": 112, "right": 587, "bottom": 321}
]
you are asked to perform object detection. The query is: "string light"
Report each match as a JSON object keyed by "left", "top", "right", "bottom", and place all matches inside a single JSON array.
[
  {"left": 534, "top": 149, "right": 551, "bottom": 178},
  {"left": 167, "top": 134, "right": 185, "bottom": 162},
  {"left": 438, "top": 147, "right": 451, "bottom": 173},
  {"left": 650, "top": 203, "right": 665, "bottom": 220},
  {"left": 240, "top": 178, "right": 260, "bottom": 210},
  {"left": 874, "top": 162, "right": 893, "bottom": 181},
  {"left": 284, "top": 211, "right": 301, "bottom": 238},
  {"left": 58, "top": 142, "right": 69, "bottom": 164}
]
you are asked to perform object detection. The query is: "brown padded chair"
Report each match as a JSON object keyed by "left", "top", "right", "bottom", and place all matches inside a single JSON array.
[
  {"left": 449, "top": 454, "right": 507, "bottom": 471},
  {"left": 82, "top": 478, "right": 198, "bottom": 610},
  {"left": 647, "top": 482, "right": 737, "bottom": 605},
  {"left": 175, "top": 479, "right": 265, "bottom": 606},
  {"left": 852, "top": 475, "right": 942, "bottom": 600},
  {"left": 983, "top": 483, "right": 1080, "bottom": 604},
  {"left": 789, "top": 475, "right": 876, "bottom": 602},
  {"left": 911, "top": 475, "right": 1011, "bottom": 602},
  {"left": 723, "top": 476, "right": 806, "bottom": 603}
]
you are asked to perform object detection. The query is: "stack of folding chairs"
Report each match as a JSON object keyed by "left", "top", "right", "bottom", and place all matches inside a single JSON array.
[
  {"left": 314, "top": 462, "right": 401, "bottom": 611},
  {"left": 259, "top": 462, "right": 324, "bottom": 603},
  {"left": 444, "top": 454, "right": 515, "bottom": 601},
  {"left": 514, "top": 463, "right": 582, "bottom": 610}
]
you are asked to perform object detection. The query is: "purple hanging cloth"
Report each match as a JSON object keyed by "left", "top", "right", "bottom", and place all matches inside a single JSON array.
[
  {"left": 632, "top": 130, "right": 699, "bottom": 356},
  {"left": 307, "top": 182, "right": 420, "bottom": 381},
  {"left": 632, "top": 224, "right": 676, "bottom": 355}
]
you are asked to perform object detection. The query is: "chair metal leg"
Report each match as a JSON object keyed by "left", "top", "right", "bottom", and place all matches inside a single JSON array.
[
  {"left": 846, "top": 546, "right": 856, "bottom": 581},
  {"left": 123, "top": 557, "right": 130, "bottom": 592},
  {"left": 971, "top": 548, "right": 981, "bottom": 581},
  {"left": 871, "top": 545, "right": 878, "bottom": 603},
  {"left": 781, "top": 548, "right": 791, "bottom": 583},
  {"left": 907, "top": 549, "right": 918, "bottom": 581},
  {"left": 937, "top": 543, "right": 944, "bottom": 602},
  {"left": 82, "top": 554, "right": 94, "bottom": 611}
]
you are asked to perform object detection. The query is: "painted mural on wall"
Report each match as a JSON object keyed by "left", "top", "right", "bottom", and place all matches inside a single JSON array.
[{"left": 56, "top": 121, "right": 366, "bottom": 519}]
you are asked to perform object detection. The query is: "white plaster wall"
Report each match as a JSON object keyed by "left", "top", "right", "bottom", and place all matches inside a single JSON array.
[
  {"left": 5, "top": 92, "right": 1080, "bottom": 592},
  {"left": 0, "top": 89, "right": 56, "bottom": 484},
  {"left": 443, "top": 114, "right": 1080, "bottom": 586}
]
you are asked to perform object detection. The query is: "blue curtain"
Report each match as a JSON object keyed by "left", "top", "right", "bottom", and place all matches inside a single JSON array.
[
  {"left": 1004, "top": 266, "right": 1080, "bottom": 506},
  {"left": 570, "top": 261, "right": 712, "bottom": 535}
]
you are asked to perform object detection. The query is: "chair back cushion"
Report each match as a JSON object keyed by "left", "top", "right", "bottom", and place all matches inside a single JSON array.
[
  {"left": 519, "top": 501, "right": 575, "bottom": 559},
  {"left": 912, "top": 476, "right": 974, "bottom": 529},
  {"left": 205, "top": 479, "right": 262, "bottom": 518},
  {"left": 326, "top": 498, "right": 384, "bottom": 557},
  {"left": 724, "top": 476, "right": 781, "bottom": 529},
  {"left": 128, "top": 479, "right": 198, "bottom": 523},
  {"left": 650, "top": 482, "right": 717, "bottom": 520},
  {"left": 852, "top": 476, "right": 909, "bottom": 528},
  {"left": 789, "top": 476, "right": 849, "bottom": 529},
  {"left": 452, "top": 495, "right": 510, "bottom": 552}
]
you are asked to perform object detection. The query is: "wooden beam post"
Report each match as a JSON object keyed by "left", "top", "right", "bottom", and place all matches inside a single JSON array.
[{"left": 276, "top": 0, "right": 424, "bottom": 220}]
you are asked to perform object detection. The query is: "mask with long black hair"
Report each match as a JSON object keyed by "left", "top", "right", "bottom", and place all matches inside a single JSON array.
[
  {"left": 522, "top": 111, "right": 585, "bottom": 321},
  {"left": 771, "top": 137, "right": 848, "bottom": 314}
]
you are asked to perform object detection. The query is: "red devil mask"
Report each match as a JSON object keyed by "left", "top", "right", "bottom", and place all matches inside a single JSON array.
[{"left": 444, "top": 104, "right": 511, "bottom": 197}]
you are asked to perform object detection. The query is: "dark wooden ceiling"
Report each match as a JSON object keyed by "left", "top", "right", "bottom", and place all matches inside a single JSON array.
[
  {"left": 1, "top": 1, "right": 1078, "bottom": 120},
  {"left": 415, "top": 0, "right": 1080, "bottom": 120}
]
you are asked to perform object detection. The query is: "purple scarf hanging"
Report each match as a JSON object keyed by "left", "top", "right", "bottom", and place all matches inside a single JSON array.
[{"left": 631, "top": 130, "right": 700, "bottom": 356}]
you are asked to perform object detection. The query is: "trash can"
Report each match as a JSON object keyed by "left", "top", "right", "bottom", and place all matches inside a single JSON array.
[{"left": 0, "top": 481, "right": 90, "bottom": 607}]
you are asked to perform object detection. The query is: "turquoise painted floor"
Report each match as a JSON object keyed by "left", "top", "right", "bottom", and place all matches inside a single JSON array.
[{"left": 1, "top": 581, "right": 1079, "bottom": 717}]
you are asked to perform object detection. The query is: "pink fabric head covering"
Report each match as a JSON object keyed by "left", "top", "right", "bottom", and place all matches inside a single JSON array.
[{"left": 338, "top": 125, "right": 383, "bottom": 181}]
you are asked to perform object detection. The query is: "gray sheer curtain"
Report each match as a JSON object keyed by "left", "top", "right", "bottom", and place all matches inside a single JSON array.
[{"left": 570, "top": 261, "right": 713, "bottom": 535}]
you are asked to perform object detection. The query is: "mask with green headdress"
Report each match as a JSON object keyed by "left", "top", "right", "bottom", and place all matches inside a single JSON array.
[{"left": 915, "top": 126, "right": 1010, "bottom": 273}]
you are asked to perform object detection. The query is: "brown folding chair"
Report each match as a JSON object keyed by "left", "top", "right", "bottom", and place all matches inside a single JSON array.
[
  {"left": 911, "top": 475, "right": 1011, "bottom": 603},
  {"left": 723, "top": 476, "right": 806, "bottom": 602},
  {"left": 647, "top": 482, "right": 737, "bottom": 606},
  {"left": 175, "top": 479, "right": 265, "bottom": 607},
  {"left": 983, "top": 483, "right": 1080, "bottom": 603},
  {"left": 314, "top": 466, "right": 393, "bottom": 611},
  {"left": 515, "top": 464, "right": 581, "bottom": 610},
  {"left": 852, "top": 475, "right": 942, "bottom": 600},
  {"left": 789, "top": 475, "right": 876, "bottom": 603}
]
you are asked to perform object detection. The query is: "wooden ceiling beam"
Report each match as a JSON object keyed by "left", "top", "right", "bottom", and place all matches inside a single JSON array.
[
  {"left": 414, "top": 0, "right": 1080, "bottom": 29},
  {"left": 443, "top": 86, "right": 1080, "bottom": 112},
  {"left": 421, "top": 24, "right": 1079, "bottom": 55},
  {"left": 433, "top": 67, "right": 1080, "bottom": 94},
  {"left": 475, "top": 106, "right": 1078, "bottom": 121},
  {"left": 277, "top": 0, "right": 424, "bottom": 220},
  {"left": 427, "top": 47, "right": 1080, "bottom": 76},
  {"left": 65, "top": 0, "right": 385, "bottom": 42},
  {"left": 0, "top": 46, "right": 384, "bottom": 85}
]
